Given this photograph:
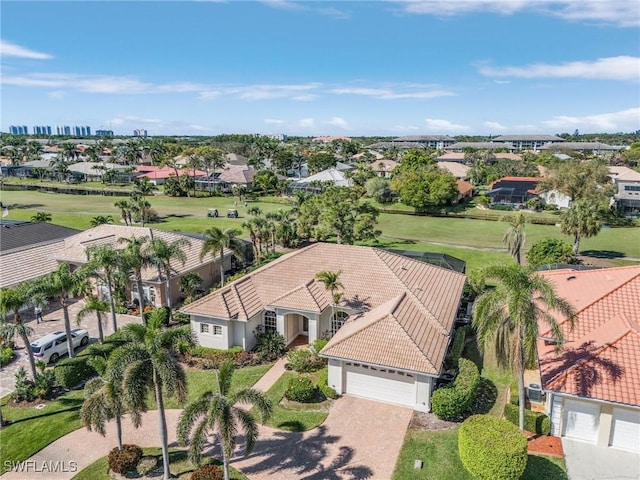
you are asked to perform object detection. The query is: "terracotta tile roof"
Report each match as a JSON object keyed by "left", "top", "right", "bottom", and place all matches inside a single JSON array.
[
  {"left": 135, "top": 166, "right": 205, "bottom": 180},
  {"left": 537, "top": 266, "right": 640, "bottom": 407},
  {"left": 216, "top": 165, "right": 255, "bottom": 185},
  {"left": 438, "top": 161, "right": 470, "bottom": 179},
  {"left": 371, "top": 159, "right": 398, "bottom": 172},
  {"left": 183, "top": 243, "right": 466, "bottom": 375},
  {"left": 52, "top": 225, "right": 214, "bottom": 282},
  {"left": 0, "top": 240, "right": 66, "bottom": 288},
  {"left": 457, "top": 180, "right": 474, "bottom": 195}
]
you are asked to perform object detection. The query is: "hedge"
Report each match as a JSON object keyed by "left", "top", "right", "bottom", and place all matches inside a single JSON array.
[
  {"left": 503, "top": 403, "right": 551, "bottom": 435},
  {"left": 317, "top": 368, "right": 338, "bottom": 400},
  {"left": 285, "top": 376, "right": 317, "bottom": 403},
  {"left": 431, "top": 357, "right": 480, "bottom": 420},
  {"left": 458, "top": 414, "right": 528, "bottom": 480},
  {"left": 444, "top": 326, "right": 469, "bottom": 371},
  {"left": 108, "top": 445, "right": 143, "bottom": 474},
  {"left": 54, "top": 356, "right": 97, "bottom": 389}
]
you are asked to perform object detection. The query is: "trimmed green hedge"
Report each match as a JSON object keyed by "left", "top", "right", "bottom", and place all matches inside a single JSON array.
[
  {"left": 317, "top": 368, "right": 338, "bottom": 400},
  {"left": 444, "top": 326, "right": 469, "bottom": 371},
  {"left": 459, "top": 414, "right": 528, "bottom": 480},
  {"left": 503, "top": 403, "right": 551, "bottom": 435},
  {"left": 431, "top": 358, "right": 480, "bottom": 420},
  {"left": 54, "top": 356, "right": 97, "bottom": 389},
  {"left": 285, "top": 376, "right": 317, "bottom": 403}
]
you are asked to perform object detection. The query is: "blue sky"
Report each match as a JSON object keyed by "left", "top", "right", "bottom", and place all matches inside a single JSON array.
[{"left": 1, "top": 1, "right": 639, "bottom": 136}]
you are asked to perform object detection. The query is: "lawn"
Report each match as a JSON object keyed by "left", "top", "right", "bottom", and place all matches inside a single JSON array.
[
  {"left": 258, "top": 371, "right": 330, "bottom": 432},
  {"left": 0, "top": 365, "right": 271, "bottom": 472},
  {"left": 72, "top": 447, "right": 249, "bottom": 480},
  {"left": 392, "top": 429, "right": 567, "bottom": 480}
]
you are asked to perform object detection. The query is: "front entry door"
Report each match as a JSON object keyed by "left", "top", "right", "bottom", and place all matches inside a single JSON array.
[{"left": 302, "top": 316, "right": 309, "bottom": 335}]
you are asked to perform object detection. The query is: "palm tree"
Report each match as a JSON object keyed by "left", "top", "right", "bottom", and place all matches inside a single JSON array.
[
  {"left": 242, "top": 219, "right": 260, "bottom": 263},
  {"left": 177, "top": 360, "right": 272, "bottom": 480},
  {"left": 315, "top": 270, "right": 344, "bottom": 335},
  {"left": 81, "top": 356, "right": 141, "bottom": 451},
  {"left": 118, "top": 236, "right": 151, "bottom": 321},
  {"left": 90, "top": 215, "right": 114, "bottom": 227},
  {"left": 178, "top": 272, "right": 202, "bottom": 303},
  {"left": 30, "top": 211, "right": 52, "bottom": 223},
  {"left": 145, "top": 236, "right": 191, "bottom": 320},
  {"left": 0, "top": 284, "right": 38, "bottom": 380},
  {"left": 472, "top": 264, "right": 576, "bottom": 431},
  {"left": 77, "top": 295, "right": 109, "bottom": 344},
  {"left": 200, "top": 227, "right": 243, "bottom": 288},
  {"left": 37, "top": 263, "right": 91, "bottom": 359},
  {"left": 85, "top": 245, "right": 123, "bottom": 334},
  {"left": 560, "top": 200, "right": 606, "bottom": 255},
  {"left": 502, "top": 212, "right": 526, "bottom": 265},
  {"left": 114, "top": 199, "right": 133, "bottom": 226},
  {"left": 109, "top": 311, "right": 190, "bottom": 480}
]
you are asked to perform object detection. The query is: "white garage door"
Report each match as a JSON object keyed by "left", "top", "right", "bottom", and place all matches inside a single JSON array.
[
  {"left": 345, "top": 362, "right": 415, "bottom": 407},
  {"left": 564, "top": 400, "right": 600, "bottom": 443},
  {"left": 611, "top": 408, "right": 640, "bottom": 453}
]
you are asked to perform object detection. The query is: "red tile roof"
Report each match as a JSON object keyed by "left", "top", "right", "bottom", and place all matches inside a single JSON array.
[
  {"left": 537, "top": 266, "right": 640, "bottom": 407},
  {"left": 135, "top": 165, "right": 205, "bottom": 179},
  {"left": 457, "top": 180, "right": 473, "bottom": 195},
  {"left": 489, "top": 176, "right": 542, "bottom": 189}
]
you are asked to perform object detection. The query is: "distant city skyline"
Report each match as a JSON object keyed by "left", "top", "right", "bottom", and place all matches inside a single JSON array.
[{"left": 1, "top": 1, "right": 639, "bottom": 136}]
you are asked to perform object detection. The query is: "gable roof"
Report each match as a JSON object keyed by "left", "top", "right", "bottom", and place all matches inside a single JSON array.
[
  {"left": 217, "top": 165, "right": 255, "bottom": 184},
  {"left": 0, "top": 220, "right": 80, "bottom": 253},
  {"left": 292, "top": 168, "right": 352, "bottom": 187},
  {"left": 537, "top": 266, "right": 640, "bottom": 407},
  {"left": 438, "top": 161, "right": 470, "bottom": 179},
  {"left": 183, "top": 243, "right": 466, "bottom": 375}
]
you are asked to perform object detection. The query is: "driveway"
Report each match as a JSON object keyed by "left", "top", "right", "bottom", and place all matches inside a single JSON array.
[
  {"left": 1, "top": 299, "right": 142, "bottom": 397},
  {"left": 231, "top": 395, "right": 413, "bottom": 479},
  {"left": 562, "top": 438, "right": 640, "bottom": 480}
]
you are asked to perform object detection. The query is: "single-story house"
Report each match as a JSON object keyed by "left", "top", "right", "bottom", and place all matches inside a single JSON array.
[
  {"left": 51, "top": 224, "right": 230, "bottom": 308},
  {"left": 67, "top": 162, "right": 128, "bottom": 182},
  {"left": 455, "top": 180, "right": 474, "bottom": 203},
  {"left": 536, "top": 266, "right": 640, "bottom": 453},
  {"left": 537, "top": 189, "right": 572, "bottom": 209},
  {"left": 371, "top": 159, "right": 398, "bottom": 178},
  {"left": 289, "top": 167, "right": 353, "bottom": 192},
  {"left": 181, "top": 243, "right": 467, "bottom": 412},
  {"left": 135, "top": 166, "right": 206, "bottom": 186},
  {"left": 438, "top": 161, "right": 470, "bottom": 180},
  {"left": 487, "top": 176, "right": 542, "bottom": 204},
  {"left": 195, "top": 165, "right": 256, "bottom": 192}
]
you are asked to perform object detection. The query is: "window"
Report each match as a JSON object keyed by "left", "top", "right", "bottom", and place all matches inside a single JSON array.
[
  {"left": 132, "top": 285, "right": 157, "bottom": 306},
  {"left": 624, "top": 185, "right": 640, "bottom": 192},
  {"left": 212, "top": 325, "right": 223, "bottom": 336},
  {"left": 331, "top": 311, "right": 349, "bottom": 336},
  {"left": 264, "top": 310, "right": 277, "bottom": 334},
  {"left": 200, "top": 323, "right": 209, "bottom": 334}
]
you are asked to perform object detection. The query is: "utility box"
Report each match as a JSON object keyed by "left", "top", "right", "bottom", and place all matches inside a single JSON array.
[{"left": 527, "top": 383, "right": 542, "bottom": 402}]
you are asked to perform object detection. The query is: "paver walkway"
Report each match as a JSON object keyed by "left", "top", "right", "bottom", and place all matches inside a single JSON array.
[{"left": 2, "top": 358, "right": 412, "bottom": 480}]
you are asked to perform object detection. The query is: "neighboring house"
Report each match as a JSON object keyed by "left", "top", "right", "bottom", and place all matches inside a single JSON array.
[
  {"left": 51, "top": 225, "right": 230, "bottom": 308},
  {"left": 436, "top": 152, "right": 523, "bottom": 164},
  {"left": 455, "top": 180, "right": 474, "bottom": 203},
  {"left": 181, "top": 242, "right": 467, "bottom": 412},
  {"left": 289, "top": 167, "right": 353, "bottom": 191},
  {"left": 0, "top": 220, "right": 80, "bottom": 288},
  {"left": 67, "top": 162, "right": 128, "bottom": 182},
  {"left": 351, "top": 150, "right": 384, "bottom": 162},
  {"left": 135, "top": 166, "right": 206, "bottom": 186},
  {"left": 487, "top": 176, "right": 542, "bottom": 204},
  {"left": 608, "top": 166, "right": 640, "bottom": 216},
  {"left": 391, "top": 135, "right": 457, "bottom": 150},
  {"left": 371, "top": 159, "right": 398, "bottom": 178},
  {"left": 438, "top": 161, "right": 470, "bottom": 180},
  {"left": 492, "top": 135, "right": 565, "bottom": 151},
  {"left": 335, "top": 161, "right": 356, "bottom": 172},
  {"left": 195, "top": 165, "right": 256, "bottom": 192},
  {"left": 312, "top": 136, "right": 352, "bottom": 143},
  {"left": 536, "top": 266, "right": 640, "bottom": 454},
  {"left": 538, "top": 189, "right": 572, "bottom": 209},
  {"left": 445, "top": 142, "right": 512, "bottom": 152}
]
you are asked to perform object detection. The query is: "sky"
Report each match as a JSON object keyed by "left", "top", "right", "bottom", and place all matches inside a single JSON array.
[{"left": 1, "top": 0, "right": 639, "bottom": 137}]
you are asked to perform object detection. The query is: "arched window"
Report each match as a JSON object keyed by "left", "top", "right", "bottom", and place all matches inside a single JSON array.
[
  {"left": 264, "top": 310, "right": 277, "bottom": 334},
  {"left": 331, "top": 311, "right": 349, "bottom": 336}
]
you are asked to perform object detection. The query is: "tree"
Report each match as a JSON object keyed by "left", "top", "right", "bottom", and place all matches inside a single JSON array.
[
  {"left": 110, "top": 311, "right": 190, "bottom": 480},
  {"left": 118, "top": 235, "right": 152, "bottom": 320},
  {"left": 30, "top": 211, "right": 52, "bottom": 223},
  {"left": 85, "top": 245, "right": 123, "bottom": 333},
  {"left": 253, "top": 169, "right": 279, "bottom": 193},
  {"left": 502, "top": 213, "right": 526, "bottom": 265},
  {"left": 81, "top": 356, "right": 141, "bottom": 451},
  {"left": 90, "top": 215, "right": 114, "bottom": 227},
  {"left": 307, "top": 151, "right": 337, "bottom": 174},
  {"left": 178, "top": 272, "right": 202, "bottom": 303},
  {"left": 390, "top": 167, "right": 458, "bottom": 210},
  {"left": 114, "top": 199, "right": 133, "bottom": 226},
  {"left": 200, "top": 227, "right": 243, "bottom": 287},
  {"left": 542, "top": 159, "right": 612, "bottom": 203},
  {"left": 365, "top": 177, "right": 393, "bottom": 204},
  {"left": 76, "top": 295, "right": 109, "bottom": 344},
  {"left": 37, "top": 263, "right": 91, "bottom": 359},
  {"left": 560, "top": 200, "right": 607, "bottom": 255},
  {"left": 397, "top": 148, "right": 434, "bottom": 170},
  {"left": 315, "top": 270, "right": 344, "bottom": 332},
  {"left": 0, "top": 284, "right": 38, "bottom": 380},
  {"left": 145, "top": 236, "right": 191, "bottom": 320},
  {"left": 177, "top": 360, "right": 272, "bottom": 480},
  {"left": 526, "top": 238, "right": 577, "bottom": 268},
  {"left": 473, "top": 264, "right": 576, "bottom": 431}
]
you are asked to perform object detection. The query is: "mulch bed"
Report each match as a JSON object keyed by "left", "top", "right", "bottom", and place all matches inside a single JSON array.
[{"left": 526, "top": 432, "right": 564, "bottom": 458}]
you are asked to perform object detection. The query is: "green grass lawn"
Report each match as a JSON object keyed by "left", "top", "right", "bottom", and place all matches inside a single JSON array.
[
  {"left": 72, "top": 447, "right": 249, "bottom": 480},
  {"left": 392, "top": 429, "right": 567, "bottom": 480},
  {"left": 258, "top": 371, "right": 330, "bottom": 432},
  {"left": 0, "top": 365, "right": 271, "bottom": 472}
]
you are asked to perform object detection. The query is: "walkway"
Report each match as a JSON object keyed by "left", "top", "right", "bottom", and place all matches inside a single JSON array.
[
  {"left": 2, "top": 359, "right": 412, "bottom": 480},
  {"left": 562, "top": 438, "right": 640, "bottom": 480}
]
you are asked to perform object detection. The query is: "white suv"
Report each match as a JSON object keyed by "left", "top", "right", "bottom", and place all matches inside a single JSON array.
[{"left": 30, "top": 329, "right": 90, "bottom": 364}]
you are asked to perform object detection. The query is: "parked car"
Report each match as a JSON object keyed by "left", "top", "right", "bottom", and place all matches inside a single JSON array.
[{"left": 30, "top": 329, "right": 90, "bottom": 364}]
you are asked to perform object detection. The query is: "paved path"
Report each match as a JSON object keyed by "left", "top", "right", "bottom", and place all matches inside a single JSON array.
[
  {"left": 562, "top": 438, "right": 640, "bottom": 480},
  {"left": 2, "top": 358, "right": 412, "bottom": 480}
]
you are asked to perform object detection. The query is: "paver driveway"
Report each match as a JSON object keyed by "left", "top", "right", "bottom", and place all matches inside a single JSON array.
[{"left": 231, "top": 395, "right": 413, "bottom": 480}]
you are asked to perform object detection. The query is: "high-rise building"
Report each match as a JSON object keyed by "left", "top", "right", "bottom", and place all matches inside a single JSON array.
[
  {"left": 95, "top": 129, "right": 114, "bottom": 137},
  {"left": 33, "top": 125, "right": 52, "bottom": 135},
  {"left": 56, "top": 125, "right": 72, "bottom": 136},
  {"left": 9, "top": 125, "right": 28, "bottom": 135},
  {"left": 133, "top": 129, "right": 148, "bottom": 137}
]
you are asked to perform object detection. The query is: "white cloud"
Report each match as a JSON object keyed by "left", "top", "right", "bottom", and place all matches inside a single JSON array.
[
  {"left": 542, "top": 107, "right": 640, "bottom": 132},
  {"left": 477, "top": 56, "right": 640, "bottom": 81},
  {"left": 298, "top": 118, "right": 315, "bottom": 128},
  {"left": 228, "top": 83, "right": 322, "bottom": 100},
  {"left": 396, "top": 1, "right": 639, "bottom": 27},
  {"left": 424, "top": 118, "right": 470, "bottom": 132},
  {"left": 326, "top": 117, "right": 350, "bottom": 129},
  {"left": 0, "top": 40, "right": 53, "bottom": 60},
  {"left": 329, "top": 86, "right": 455, "bottom": 100},
  {"left": 260, "top": 0, "right": 350, "bottom": 18},
  {"left": 48, "top": 91, "right": 66, "bottom": 99},
  {"left": 483, "top": 121, "right": 509, "bottom": 131}
]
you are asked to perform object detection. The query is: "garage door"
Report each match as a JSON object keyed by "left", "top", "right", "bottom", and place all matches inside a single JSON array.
[
  {"left": 345, "top": 362, "right": 415, "bottom": 407},
  {"left": 611, "top": 408, "right": 640, "bottom": 453},
  {"left": 564, "top": 400, "right": 600, "bottom": 443}
]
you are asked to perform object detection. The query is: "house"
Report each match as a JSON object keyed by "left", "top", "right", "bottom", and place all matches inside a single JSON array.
[
  {"left": 608, "top": 166, "right": 640, "bottom": 216},
  {"left": 438, "top": 161, "right": 470, "bottom": 180},
  {"left": 486, "top": 176, "right": 542, "bottom": 204},
  {"left": 391, "top": 135, "right": 456, "bottom": 150},
  {"left": 289, "top": 167, "right": 353, "bottom": 191},
  {"left": 67, "top": 162, "right": 128, "bottom": 182},
  {"left": 371, "top": 159, "right": 398, "bottom": 178},
  {"left": 455, "top": 180, "right": 474, "bottom": 203},
  {"left": 135, "top": 166, "right": 206, "bottom": 186},
  {"left": 181, "top": 243, "right": 467, "bottom": 412},
  {"left": 538, "top": 189, "right": 572, "bottom": 209},
  {"left": 445, "top": 142, "right": 512, "bottom": 152},
  {"left": 51, "top": 225, "right": 230, "bottom": 308},
  {"left": 492, "top": 135, "right": 565, "bottom": 152},
  {"left": 539, "top": 142, "right": 621, "bottom": 155},
  {"left": 536, "top": 266, "right": 640, "bottom": 454}
]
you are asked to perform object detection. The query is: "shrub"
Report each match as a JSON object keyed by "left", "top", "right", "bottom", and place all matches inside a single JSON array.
[
  {"left": 310, "top": 338, "right": 328, "bottom": 355},
  {"left": 136, "top": 456, "right": 158, "bottom": 476},
  {"left": 54, "top": 356, "right": 97, "bottom": 389},
  {"left": 444, "top": 326, "right": 468, "bottom": 371},
  {"left": 143, "top": 306, "right": 170, "bottom": 326},
  {"left": 458, "top": 415, "right": 527, "bottom": 480},
  {"left": 316, "top": 368, "right": 337, "bottom": 399},
  {"left": 287, "top": 348, "right": 325, "bottom": 373},
  {"left": 431, "top": 358, "right": 481, "bottom": 420},
  {"left": 13, "top": 367, "right": 35, "bottom": 402},
  {"left": 285, "top": 376, "right": 317, "bottom": 403},
  {"left": 191, "top": 464, "right": 224, "bottom": 480},
  {"left": 503, "top": 403, "right": 551, "bottom": 435},
  {"left": 0, "top": 345, "right": 14, "bottom": 366},
  {"left": 254, "top": 326, "right": 286, "bottom": 361},
  {"left": 108, "top": 444, "right": 143, "bottom": 474}
]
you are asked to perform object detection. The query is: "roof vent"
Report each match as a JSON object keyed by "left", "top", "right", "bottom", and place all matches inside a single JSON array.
[
  {"left": 566, "top": 275, "right": 576, "bottom": 281},
  {"left": 541, "top": 337, "right": 558, "bottom": 345}
]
